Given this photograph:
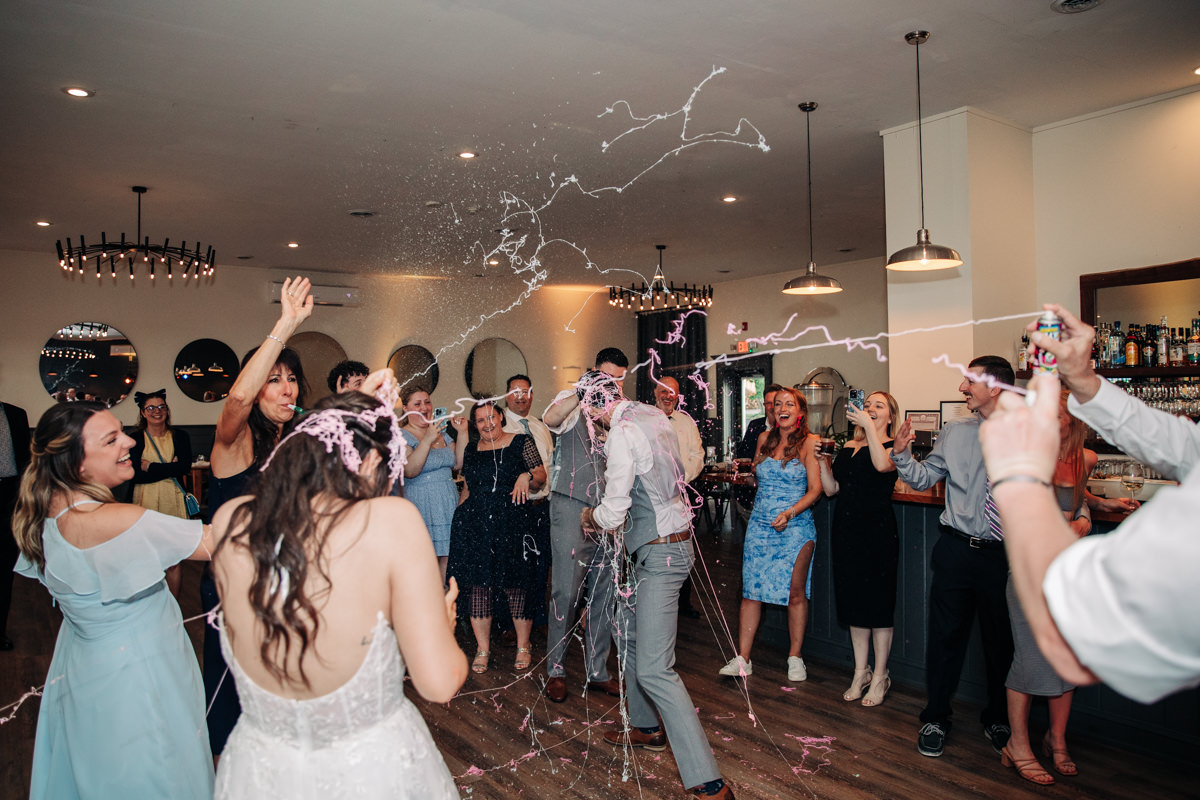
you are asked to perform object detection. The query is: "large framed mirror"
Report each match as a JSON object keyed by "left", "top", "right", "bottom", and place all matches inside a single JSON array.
[
  {"left": 288, "top": 331, "right": 348, "bottom": 403},
  {"left": 39, "top": 322, "right": 138, "bottom": 406},
  {"left": 174, "top": 339, "right": 240, "bottom": 402},
  {"left": 464, "top": 338, "right": 527, "bottom": 399},
  {"left": 389, "top": 344, "right": 439, "bottom": 394}
]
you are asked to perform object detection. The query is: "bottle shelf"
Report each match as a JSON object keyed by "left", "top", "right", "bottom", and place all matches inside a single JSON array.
[{"left": 1016, "top": 366, "right": 1200, "bottom": 380}]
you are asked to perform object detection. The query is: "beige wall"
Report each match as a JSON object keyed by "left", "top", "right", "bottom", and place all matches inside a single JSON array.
[
  {"left": 0, "top": 250, "right": 633, "bottom": 426},
  {"left": 1033, "top": 87, "right": 1200, "bottom": 315},
  {"left": 705, "top": 255, "right": 891, "bottom": 403}
]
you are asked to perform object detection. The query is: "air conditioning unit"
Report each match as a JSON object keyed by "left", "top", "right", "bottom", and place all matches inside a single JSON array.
[{"left": 269, "top": 281, "right": 361, "bottom": 307}]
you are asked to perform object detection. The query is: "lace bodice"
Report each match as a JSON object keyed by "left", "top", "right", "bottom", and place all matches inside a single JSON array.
[{"left": 219, "top": 612, "right": 409, "bottom": 750}]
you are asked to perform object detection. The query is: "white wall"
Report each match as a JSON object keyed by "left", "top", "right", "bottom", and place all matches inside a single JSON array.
[
  {"left": 0, "top": 250, "right": 634, "bottom": 425},
  {"left": 706, "top": 255, "right": 891, "bottom": 399},
  {"left": 1033, "top": 87, "right": 1200, "bottom": 315}
]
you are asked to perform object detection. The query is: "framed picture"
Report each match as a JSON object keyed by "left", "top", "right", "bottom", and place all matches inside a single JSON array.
[
  {"left": 905, "top": 410, "right": 941, "bottom": 431},
  {"left": 939, "top": 400, "right": 972, "bottom": 425}
]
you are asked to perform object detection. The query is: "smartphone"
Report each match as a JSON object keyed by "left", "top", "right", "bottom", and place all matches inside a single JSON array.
[
  {"left": 434, "top": 406, "right": 447, "bottom": 419},
  {"left": 848, "top": 389, "right": 865, "bottom": 411}
]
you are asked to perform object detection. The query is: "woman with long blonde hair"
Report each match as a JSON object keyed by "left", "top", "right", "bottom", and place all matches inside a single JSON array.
[
  {"left": 13, "top": 402, "right": 216, "bottom": 799},
  {"left": 719, "top": 387, "right": 822, "bottom": 682},
  {"left": 817, "top": 391, "right": 900, "bottom": 707}
]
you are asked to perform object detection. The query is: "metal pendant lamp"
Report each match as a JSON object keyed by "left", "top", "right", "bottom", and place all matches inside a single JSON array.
[
  {"left": 886, "top": 31, "right": 963, "bottom": 272},
  {"left": 782, "top": 102, "right": 843, "bottom": 295}
]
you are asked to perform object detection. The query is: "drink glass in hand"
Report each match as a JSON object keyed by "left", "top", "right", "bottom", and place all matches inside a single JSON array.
[
  {"left": 817, "top": 438, "right": 837, "bottom": 458},
  {"left": 1120, "top": 462, "right": 1145, "bottom": 500}
]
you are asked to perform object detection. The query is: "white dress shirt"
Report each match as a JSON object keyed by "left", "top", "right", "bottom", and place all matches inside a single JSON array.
[
  {"left": 665, "top": 408, "right": 704, "bottom": 482},
  {"left": 1044, "top": 378, "right": 1200, "bottom": 703},
  {"left": 592, "top": 401, "right": 691, "bottom": 536},
  {"left": 503, "top": 407, "right": 554, "bottom": 501}
]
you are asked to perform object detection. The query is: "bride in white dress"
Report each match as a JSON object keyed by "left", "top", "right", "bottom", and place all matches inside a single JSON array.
[{"left": 209, "top": 373, "right": 467, "bottom": 798}]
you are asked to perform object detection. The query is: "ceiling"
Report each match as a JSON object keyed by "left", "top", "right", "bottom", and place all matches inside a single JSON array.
[{"left": 3, "top": 0, "right": 1198, "bottom": 290}]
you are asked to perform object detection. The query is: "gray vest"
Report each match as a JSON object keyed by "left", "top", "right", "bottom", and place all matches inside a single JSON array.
[
  {"left": 619, "top": 404, "right": 688, "bottom": 553},
  {"left": 550, "top": 413, "right": 603, "bottom": 503}
]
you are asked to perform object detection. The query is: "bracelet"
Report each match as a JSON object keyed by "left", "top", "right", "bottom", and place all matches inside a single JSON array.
[
  {"left": 990, "top": 474, "right": 1052, "bottom": 491},
  {"left": 266, "top": 333, "right": 286, "bottom": 346}
]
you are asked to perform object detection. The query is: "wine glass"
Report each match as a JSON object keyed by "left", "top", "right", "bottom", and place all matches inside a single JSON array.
[{"left": 1120, "top": 462, "right": 1146, "bottom": 500}]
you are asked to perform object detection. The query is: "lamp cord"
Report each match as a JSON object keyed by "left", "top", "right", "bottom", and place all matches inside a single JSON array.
[
  {"left": 805, "top": 108, "right": 814, "bottom": 265},
  {"left": 915, "top": 37, "right": 926, "bottom": 230}
]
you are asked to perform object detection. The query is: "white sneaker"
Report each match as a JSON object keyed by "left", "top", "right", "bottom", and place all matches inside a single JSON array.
[
  {"left": 719, "top": 655, "right": 752, "bottom": 677},
  {"left": 787, "top": 656, "right": 807, "bottom": 682}
]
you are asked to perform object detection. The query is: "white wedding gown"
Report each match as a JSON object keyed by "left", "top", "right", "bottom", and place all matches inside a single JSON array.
[{"left": 214, "top": 612, "right": 459, "bottom": 799}]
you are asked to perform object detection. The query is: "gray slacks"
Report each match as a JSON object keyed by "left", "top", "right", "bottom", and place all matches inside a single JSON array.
[
  {"left": 617, "top": 537, "right": 720, "bottom": 790},
  {"left": 546, "top": 493, "right": 617, "bottom": 681}
]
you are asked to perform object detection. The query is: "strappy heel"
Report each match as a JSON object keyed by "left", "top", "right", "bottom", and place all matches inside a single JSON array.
[
  {"left": 842, "top": 668, "right": 872, "bottom": 702},
  {"left": 862, "top": 670, "right": 891, "bottom": 707},
  {"left": 514, "top": 647, "right": 532, "bottom": 671},
  {"left": 472, "top": 651, "right": 490, "bottom": 674},
  {"left": 1000, "top": 746, "right": 1055, "bottom": 786},
  {"left": 1041, "top": 732, "right": 1078, "bottom": 776}
]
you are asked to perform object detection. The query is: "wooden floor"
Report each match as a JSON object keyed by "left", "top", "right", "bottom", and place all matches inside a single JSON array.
[{"left": 2, "top": 522, "right": 1196, "bottom": 799}]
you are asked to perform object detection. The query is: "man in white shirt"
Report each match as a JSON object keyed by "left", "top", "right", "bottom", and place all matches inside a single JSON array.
[
  {"left": 578, "top": 371, "right": 734, "bottom": 800},
  {"left": 653, "top": 376, "right": 705, "bottom": 483},
  {"left": 981, "top": 303, "right": 1200, "bottom": 705}
]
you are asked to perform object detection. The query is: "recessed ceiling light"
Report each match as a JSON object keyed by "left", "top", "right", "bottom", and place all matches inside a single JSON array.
[
  {"left": 1194, "top": 66, "right": 1200, "bottom": 75},
  {"left": 287, "top": 242, "right": 300, "bottom": 248},
  {"left": 348, "top": 210, "right": 375, "bottom": 218},
  {"left": 62, "top": 87, "right": 95, "bottom": 98},
  {"left": 838, "top": 247, "right": 856, "bottom": 253},
  {"left": 36, "top": 220, "right": 52, "bottom": 227},
  {"left": 487, "top": 258, "right": 499, "bottom": 265},
  {"left": 717, "top": 269, "right": 732, "bottom": 274},
  {"left": 236, "top": 255, "right": 254, "bottom": 260},
  {"left": 458, "top": 151, "right": 477, "bottom": 159},
  {"left": 722, "top": 196, "right": 738, "bottom": 203}
]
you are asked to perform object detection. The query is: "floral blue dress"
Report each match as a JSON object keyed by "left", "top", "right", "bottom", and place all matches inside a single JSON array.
[
  {"left": 16, "top": 503, "right": 214, "bottom": 799},
  {"left": 742, "top": 458, "right": 817, "bottom": 604},
  {"left": 398, "top": 429, "right": 458, "bottom": 557}
]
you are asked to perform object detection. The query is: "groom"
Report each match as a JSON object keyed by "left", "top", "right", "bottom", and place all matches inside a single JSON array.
[{"left": 578, "top": 371, "right": 734, "bottom": 800}]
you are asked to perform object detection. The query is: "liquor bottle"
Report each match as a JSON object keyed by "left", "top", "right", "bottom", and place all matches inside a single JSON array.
[
  {"left": 1142, "top": 325, "right": 1157, "bottom": 368},
  {"left": 1016, "top": 332, "right": 1030, "bottom": 371},
  {"left": 1096, "top": 322, "right": 1111, "bottom": 368},
  {"left": 1124, "top": 324, "right": 1140, "bottom": 367},
  {"left": 1110, "top": 321, "right": 1125, "bottom": 366},
  {"left": 1188, "top": 319, "right": 1200, "bottom": 366},
  {"left": 1157, "top": 318, "right": 1170, "bottom": 367},
  {"left": 1170, "top": 327, "right": 1186, "bottom": 367}
]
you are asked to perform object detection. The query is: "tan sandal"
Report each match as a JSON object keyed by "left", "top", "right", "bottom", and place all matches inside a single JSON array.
[
  {"left": 514, "top": 647, "right": 532, "bottom": 671},
  {"left": 842, "top": 668, "right": 872, "bottom": 702},
  {"left": 1000, "top": 747, "right": 1055, "bottom": 786},
  {"left": 1042, "top": 733, "right": 1078, "bottom": 776},
  {"left": 862, "top": 670, "right": 891, "bottom": 707},
  {"left": 472, "top": 651, "right": 490, "bottom": 674}
]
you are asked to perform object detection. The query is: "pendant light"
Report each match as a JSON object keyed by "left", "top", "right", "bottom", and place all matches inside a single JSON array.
[
  {"left": 782, "top": 102, "right": 843, "bottom": 295},
  {"left": 886, "top": 31, "right": 963, "bottom": 272}
]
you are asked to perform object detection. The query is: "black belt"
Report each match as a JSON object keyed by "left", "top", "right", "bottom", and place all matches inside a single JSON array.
[
  {"left": 647, "top": 530, "right": 691, "bottom": 545},
  {"left": 940, "top": 524, "right": 1003, "bottom": 550}
]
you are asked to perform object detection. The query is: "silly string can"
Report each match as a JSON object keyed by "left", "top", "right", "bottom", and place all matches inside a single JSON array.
[{"left": 1033, "top": 310, "right": 1061, "bottom": 374}]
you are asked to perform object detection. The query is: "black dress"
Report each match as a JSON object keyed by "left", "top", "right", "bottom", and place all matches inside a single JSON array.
[
  {"left": 447, "top": 434, "right": 545, "bottom": 609},
  {"left": 831, "top": 442, "right": 899, "bottom": 629}
]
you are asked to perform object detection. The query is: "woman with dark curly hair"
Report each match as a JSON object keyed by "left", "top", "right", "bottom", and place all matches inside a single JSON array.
[
  {"left": 13, "top": 402, "right": 217, "bottom": 799},
  {"left": 719, "top": 387, "right": 822, "bottom": 683},
  {"left": 203, "top": 276, "right": 312, "bottom": 760},
  {"left": 210, "top": 377, "right": 465, "bottom": 798}
]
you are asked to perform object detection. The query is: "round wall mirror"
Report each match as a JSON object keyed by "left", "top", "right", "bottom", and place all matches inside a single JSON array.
[
  {"left": 174, "top": 338, "right": 240, "bottom": 402},
  {"left": 464, "top": 338, "right": 527, "bottom": 399},
  {"left": 388, "top": 344, "right": 439, "bottom": 395},
  {"left": 288, "top": 331, "right": 348, "bottom": 403},
  {"left": 39, "top": 321, "right": 138, "bottom": 406}
]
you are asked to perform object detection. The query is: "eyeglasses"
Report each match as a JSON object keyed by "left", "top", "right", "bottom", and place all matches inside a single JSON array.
[{"left": 143, "top": 405, "right": 168, "bottom": 412}]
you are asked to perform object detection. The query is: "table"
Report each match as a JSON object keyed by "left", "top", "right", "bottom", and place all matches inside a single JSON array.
[{"left": 694, "top": 468, "right": 756, "bottom": 535}]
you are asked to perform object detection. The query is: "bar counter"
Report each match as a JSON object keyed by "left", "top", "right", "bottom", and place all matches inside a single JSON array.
[{"left": 748, "top": 480, "right": 1197, "bottom": 764}]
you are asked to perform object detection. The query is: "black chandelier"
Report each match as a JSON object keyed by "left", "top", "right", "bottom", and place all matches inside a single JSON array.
[
  {"left": 56, "top": 186, "right": 216, "bottom": 280},
  {"left": 608, "top": 245, "right": 713, "bottom": 314}
]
